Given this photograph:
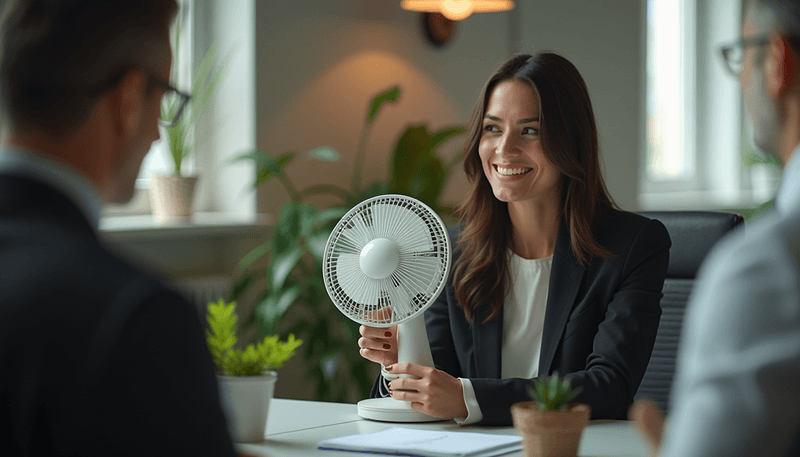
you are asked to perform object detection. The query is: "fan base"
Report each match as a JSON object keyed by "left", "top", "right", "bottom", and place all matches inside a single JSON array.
[{"left": 357, "top": 397, "right": 445, "bottom": 422}]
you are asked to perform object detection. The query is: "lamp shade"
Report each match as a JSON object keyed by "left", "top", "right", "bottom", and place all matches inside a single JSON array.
[{"left": 401, "top": 0, "right": 514, "bottom": 21}]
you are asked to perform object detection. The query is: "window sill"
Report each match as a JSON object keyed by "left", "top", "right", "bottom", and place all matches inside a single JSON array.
[
  {"left": 637, "top": 190, "right": 772, "bottom": 212},
  {"left": 99, "top": 212, "right": 273, "bottom": 241}
]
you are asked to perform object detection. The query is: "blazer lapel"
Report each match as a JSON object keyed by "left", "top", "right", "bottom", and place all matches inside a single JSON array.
[
  {"left": 473, "top": 299, "right": 503, "bottom": 378},
  {"left": 538, "top": 220, "right": 585, "bottom": 376}
]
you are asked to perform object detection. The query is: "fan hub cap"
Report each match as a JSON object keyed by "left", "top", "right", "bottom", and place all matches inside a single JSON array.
[{"left": 360, "top": 238, "right": 399, "bottom": 279}]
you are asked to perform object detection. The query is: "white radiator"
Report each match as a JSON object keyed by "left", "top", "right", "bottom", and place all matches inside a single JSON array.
[{"left": 173, "top": 275, "right": 232, "bottom": 313}]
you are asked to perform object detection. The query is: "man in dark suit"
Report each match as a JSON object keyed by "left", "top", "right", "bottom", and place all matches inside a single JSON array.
[{"left": 0, "top": 1, "right": 238, "bottom": 455}]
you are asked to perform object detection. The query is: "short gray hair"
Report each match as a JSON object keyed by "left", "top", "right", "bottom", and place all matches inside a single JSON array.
[
  {"left": 0, "top": 0, "right": 179, "bottom": 133},
  {"left": 748, "top": 0, "right": 800, "bottom": 42}
]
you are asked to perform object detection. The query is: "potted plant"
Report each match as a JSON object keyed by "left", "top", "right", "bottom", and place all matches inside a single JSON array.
[
  {"left": 511, "top": 373, "right": 591, "bottom": 457},
  {"left": 150, "top": 20, "right": 228, "bottom": 224},
  {"left": 205, "top": 300, "right": 302, "bottom": 442}
]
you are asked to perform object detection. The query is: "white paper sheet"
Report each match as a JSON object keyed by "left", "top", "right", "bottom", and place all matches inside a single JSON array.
[{"left": 317, "top": 426, "right": 523, "bottom": 457}]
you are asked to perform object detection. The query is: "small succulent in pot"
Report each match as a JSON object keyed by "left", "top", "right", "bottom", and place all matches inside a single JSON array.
[
  {"left": 205, "top": 300, "right": 302, "bottom": 376},
  {"left": 511, "top": 373, "right": 590, "bottom": 457},
  {"left": 526, "top": 372, "right": 583, "bottom": 411}
]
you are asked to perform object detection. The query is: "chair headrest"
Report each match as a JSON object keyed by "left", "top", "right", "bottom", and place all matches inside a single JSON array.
[{"left": 638, "top": 211, "right": 745, "bottom": 278}]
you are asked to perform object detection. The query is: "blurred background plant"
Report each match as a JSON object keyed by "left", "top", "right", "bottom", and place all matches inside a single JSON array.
[
  {"left": 229, "top": 86, "right": 465, "bottom": 402},
  {"left": 160, "top": 20, "right": 230, "bottom": 176}
]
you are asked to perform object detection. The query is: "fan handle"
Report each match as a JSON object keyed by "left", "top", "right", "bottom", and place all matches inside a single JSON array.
[{"left": 396, "top": 313, "right": 434, "bottom": 371}]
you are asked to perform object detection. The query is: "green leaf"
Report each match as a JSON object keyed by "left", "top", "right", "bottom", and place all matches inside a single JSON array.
[
  {"left": 307, "top": 229, "right": 332, "bottom": 263},
  {"left": 205, "top": 300, "right": 238, "bottom": 371},
  {"left": 306, "top": 146, "right": 340, "bottom": 162},
  {"left": 233, "top": 242, "right": 272, "bottom": 279},
  {"left": 353, "top": 183, "right": 390, "bottom": 204},
  {"left": 390, "top": 125, "right": 430, "bottom": 188},
  {"left": 427, "top": 126, "right": 466, "bottom": 153},
  {"left": 312, "top": 206, "right": 348, "bottom": 228},
  {"left": 367, "top": 86, "right": 400, "bottom": 123},
  {"left": 274, "top": 202, "right": 317, "bottom": 249},
  {"left": 254, "top": 283, "right": 305, "bottom": 335},
  {"left": 526, "top": 372, "right": 582, "bottom": 411},
  {"left": 270, "top": 245, "right": 304, "bottom": 291},
  {"left": 229, "top": 271, "right": 257, "bottom": 302},
  {"left": 405, "top": 157, "right": 446, "bottom": 208},
  {"left": 159, "top": 31, "right": 230, "bottom": 176},
  {"left": 230, "top": 150, "right": 295, "bottom": 187},
  {"left": 388, "top": 124, "right": 464, "bottom": 209}
]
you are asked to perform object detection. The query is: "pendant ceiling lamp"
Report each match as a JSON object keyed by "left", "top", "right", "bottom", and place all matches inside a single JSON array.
[{"left": 401, "top": 0, "right": 515, "bottom": 21}]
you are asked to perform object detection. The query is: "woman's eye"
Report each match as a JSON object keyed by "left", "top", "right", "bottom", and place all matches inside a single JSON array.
[
  {"left": 483, "top": 124, "right": 499, "bottom": 133},
  {"left": 522, "top": 127, "right": 538, "bottom": 135}
]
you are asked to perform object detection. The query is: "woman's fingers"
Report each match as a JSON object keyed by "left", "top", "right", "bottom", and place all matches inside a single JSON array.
[
  {"left": 385, "top": 363, "right": 468, "bottom": 419},
  {"left": 359, "top": 324, "right": 397, "bottom": 340},
  {"left": 357, "top": 324, "right": 398, "bottom": 366},
  {"left": 357, "top": 336, "right": 393, "bottom": 351},
  {"left": 364, "top": 306, "right": 394, "bottom": 323}
]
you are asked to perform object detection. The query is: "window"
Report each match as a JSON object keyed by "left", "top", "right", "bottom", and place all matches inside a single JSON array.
[
  {"left": 103, "top": 0, "right": 257, "bottom": 220},
  {"left": 104, "top": 0, "right": 195, "bottom": 216},
  {"left": 645, "top": 0, "right": 695, "bottom": 183},
  {"left": 639, "top": 0, "right": 768, "bottom": 211},
  {"left": 137, "top": 0, "right": 196, "bottom": 190}
]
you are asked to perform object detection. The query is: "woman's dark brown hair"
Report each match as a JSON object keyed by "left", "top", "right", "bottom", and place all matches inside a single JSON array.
[{"left": 453, "top": 52, "right": 616, "bottom": 323}]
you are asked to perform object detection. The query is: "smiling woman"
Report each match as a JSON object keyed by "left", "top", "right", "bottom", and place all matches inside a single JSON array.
[
  {"left": 478, "top": 80, "right": 561, "bottom": 215},
  {"left": 358, "top": 52, "right": 672, "bottom": 426}
]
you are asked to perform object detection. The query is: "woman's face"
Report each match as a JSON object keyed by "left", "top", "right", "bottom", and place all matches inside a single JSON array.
[{"left": 479, "top": 79, "right": 562, "bottom": 205}]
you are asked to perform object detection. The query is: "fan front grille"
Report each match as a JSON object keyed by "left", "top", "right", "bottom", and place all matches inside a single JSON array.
[{"left": 322, "top": 195, "right": 450, "bottom": 327}]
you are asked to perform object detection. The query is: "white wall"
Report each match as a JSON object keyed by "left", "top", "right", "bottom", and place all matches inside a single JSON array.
[
  {"left": 516, "top": 0, "right": 644, "bottom": 210},
  {"left": 254, "top": 1, "right": 512, "bottom": 215},
  {"left": 253, "top": 0, "right": 645, "bottom": 215}
]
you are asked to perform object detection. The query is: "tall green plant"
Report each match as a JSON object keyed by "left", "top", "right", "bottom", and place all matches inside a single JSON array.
[
  {"left": 161, "top": 20, "right": 229, "bottom": 175},
  {"left": 229, "top": 86, "right": 465, "bottom": 402}
]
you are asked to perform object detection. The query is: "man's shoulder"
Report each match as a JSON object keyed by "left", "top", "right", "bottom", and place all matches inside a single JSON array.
[{"left": 696, "top": 210, "right": 800, "bottom": 297}]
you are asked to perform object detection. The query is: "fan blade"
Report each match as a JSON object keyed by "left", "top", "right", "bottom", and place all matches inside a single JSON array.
[
  {"left": 383, "top": 282, "right": 414, "bottom": 321},
  {"left": 371, "top": 203, "right": 434, "bottom": 251},
  {"left": 395, "top": 256, "right": 447, "bottom": 296},
  {"left": 341, "top": 207, "right": 375, "bottom": 247},
  {"left": 330, "top": 253, "right": 372, "bottom": 305}
]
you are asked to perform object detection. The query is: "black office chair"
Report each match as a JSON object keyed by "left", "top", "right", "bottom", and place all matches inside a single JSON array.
[{"left": 634, "top": 211, "right": 745, "bottom": 416}]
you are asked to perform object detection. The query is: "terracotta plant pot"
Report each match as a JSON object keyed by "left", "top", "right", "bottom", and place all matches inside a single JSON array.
[
  {"left": 149, "top": 174, "right": 198, "bottom": 224},
  {"left": 511, "top": 402, "right": 591, "bottom": 457}
]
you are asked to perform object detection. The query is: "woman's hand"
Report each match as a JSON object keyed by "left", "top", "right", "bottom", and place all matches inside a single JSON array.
[
  {"left": 385, "top": 363, "right": 469, "bottom": 420},
  {"left": 358, "top": 307, "right": 398, "bottom": 366}
]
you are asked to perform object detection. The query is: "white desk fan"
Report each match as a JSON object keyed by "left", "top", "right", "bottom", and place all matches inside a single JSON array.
[{"left": 322, "top": 194, "right": 451, "bottom": 422}]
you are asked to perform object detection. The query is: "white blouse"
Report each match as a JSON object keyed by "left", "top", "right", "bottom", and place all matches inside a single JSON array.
[
  {"left": 501, "top": 252, "right": 552, "bottom": 379},
  {"left": 457, "top": 252, "right": 553, "bottom": 425}
]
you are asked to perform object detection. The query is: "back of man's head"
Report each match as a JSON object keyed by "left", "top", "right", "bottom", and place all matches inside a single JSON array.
[
  {"left": 749, "top": 0, "right": 800, "bottom": 41},
  {"left": 0, "top": 0, "right": 178, "bottom": 135}
]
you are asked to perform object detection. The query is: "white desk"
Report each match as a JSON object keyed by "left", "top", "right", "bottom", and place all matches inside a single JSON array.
[{"left": 237, "top": 399, "right": 651, "bottom": 456}]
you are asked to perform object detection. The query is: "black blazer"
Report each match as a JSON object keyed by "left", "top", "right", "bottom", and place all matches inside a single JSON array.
[
  {"left": 0, "top": 175, "right": 236, "bottom": 456},
  {"left": 372, "top": 207, "right": 670, "bottom": 425}
]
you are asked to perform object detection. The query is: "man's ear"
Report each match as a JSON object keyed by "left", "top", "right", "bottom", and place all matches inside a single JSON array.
[
  {"left": 111, "top": 69, "right": 146, "bottom": 138},
  {"left": 764, "top": 33, "right": 797, "bottom": 98}
]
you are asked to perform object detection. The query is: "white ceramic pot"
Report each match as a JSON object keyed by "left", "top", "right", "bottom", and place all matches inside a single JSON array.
[
  {"left": 217, "top": 372, "right": 278, "bottom": 442},
  {"left": 149, "top": 174, "right": 198, "bottom": 224}
]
